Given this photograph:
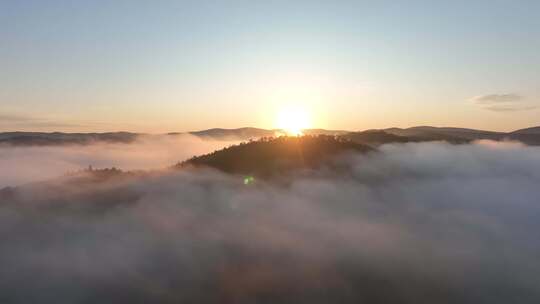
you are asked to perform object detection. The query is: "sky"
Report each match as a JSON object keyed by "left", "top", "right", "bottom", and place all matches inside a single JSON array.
[{"left": 1, "top": 0, "right": 539, "bottom": 133}]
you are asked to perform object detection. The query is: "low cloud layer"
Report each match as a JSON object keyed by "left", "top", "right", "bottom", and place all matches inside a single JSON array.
[
  {"left": 470, "top": 93, "right": 537, "bottom": 112},
  {"left": 0, "top": 134, "right": 237, "bottom": 187},
  {"left": 1, "top": 141, "right": 540, "bottom": 303}
]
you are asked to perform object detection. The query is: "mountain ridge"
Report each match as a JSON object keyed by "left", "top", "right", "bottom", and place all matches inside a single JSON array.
[
  {"left": 1, "top": 125, "right": 540, "bottom": 146},
  {"left": 180, "top": 135, "right": 373, "bottom": 176}
]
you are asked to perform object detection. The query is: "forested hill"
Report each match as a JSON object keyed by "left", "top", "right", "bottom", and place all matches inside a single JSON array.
[{"left": 178, "top": 135, "right": 372, "bottom": 176}]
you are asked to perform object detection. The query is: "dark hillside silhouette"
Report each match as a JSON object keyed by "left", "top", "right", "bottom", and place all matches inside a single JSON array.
[
  {"left": 2, "top": 126, "right": 540, "bottom": 146},
  {"left": 343, "top": 130, "right": 414, "bottom": 146},
  {"left": 188, "top": 127, "right": 275, "bottom": 140},
  {"left": 178, "top": 135, "right": 372, "bottom": 176},
  {"left": 0, "top": 132, "right": 138, "bottom": 146}
]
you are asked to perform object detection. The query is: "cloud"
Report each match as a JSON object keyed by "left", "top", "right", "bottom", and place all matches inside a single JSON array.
[
  {"left": 470, "top": 93, "right": 522, "bottom": 104},
  {"left": 1, "top": 141, "right": 540, "bottom": 303},
  {"left": 469, "top": 93, "right": 537, "bottom": 112},
  {"left": 484, "top": 105, "right": 538, "bottom": 112}
]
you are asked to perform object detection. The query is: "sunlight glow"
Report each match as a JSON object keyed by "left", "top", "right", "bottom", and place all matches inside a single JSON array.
[{"left": 276, "top": 106, "right": 311, "bottom": 136}]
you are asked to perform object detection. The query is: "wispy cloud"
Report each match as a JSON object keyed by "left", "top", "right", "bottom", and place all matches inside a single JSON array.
[
  {"left": 469, "top": 93, "right": 537, "bottom": 112},
  {"left": 470, "top": 93, "right": 522, "bottom": 104},
  {"left": 485, "top": 105, "right": 537, "bottom": 112}
]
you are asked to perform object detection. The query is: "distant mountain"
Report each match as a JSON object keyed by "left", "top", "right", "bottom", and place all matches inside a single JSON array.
[
  {"left": 188, "top": 127, "right": 347, "bottom": 141},
  {"left": 187, "top": 125, "right": 540, "bottom": 145},
  {"left": 506, "top": 127, "right": 540, "bottom": 145},
  {"left": 510, "top": 126, "right": 540, "bottom": 135},
  {"left": 0, "top": 132, "right": 139, "bottom": 146},
  {"left": 383, "top": 126, "right": 504, "bottom": 142},
  {"left": 188, "top": 127, "right": 276, "bottom": 141},
  {"left": 301, "top": 128, "right": 349, "bottom": 136},
  {"left": 342, "top": 130, "right": 414, "bottom": 146},
  {"left": 2, "top": 125, "right": 540, "bottom": 146},
  {"left": 179, "top": 135, "right": 372, "bottom": 177},
  {"left": 379, "top": 126, "right": 540, "bottom": 145}
]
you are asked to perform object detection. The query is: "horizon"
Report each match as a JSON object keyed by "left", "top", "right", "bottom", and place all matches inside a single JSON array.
[{"left": 1, "top": 123, "right": 539, "bottom": 135}]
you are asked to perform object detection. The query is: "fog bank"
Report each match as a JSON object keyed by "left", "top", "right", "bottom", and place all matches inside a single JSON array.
[
  {"left": 0, "top": 134, "right": 237, "bottom": 187},
  {"left": 1, "top": 141, "right": 540, "bottom": 303}
]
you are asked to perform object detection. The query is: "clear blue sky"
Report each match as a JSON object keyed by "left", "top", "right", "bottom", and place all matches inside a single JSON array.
[{"left": 1, "top": 0, "right": 539, "bottom": 132}]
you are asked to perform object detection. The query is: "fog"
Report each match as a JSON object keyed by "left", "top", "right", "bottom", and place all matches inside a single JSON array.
[
  {"left": 0, "top": 134, "right": 237, "bottom": 187},
  {"left": 1, "top": 141, "right": 540, "bottom": 303}
]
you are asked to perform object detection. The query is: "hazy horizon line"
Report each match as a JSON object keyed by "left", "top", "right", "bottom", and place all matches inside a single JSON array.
[{"left": 1, "top": 124, "right": 539, "bottom": 135}]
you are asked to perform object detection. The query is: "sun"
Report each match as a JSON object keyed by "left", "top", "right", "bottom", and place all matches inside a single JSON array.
[{"left": 276, "top": 106, "right": 311, "bottom": 136}]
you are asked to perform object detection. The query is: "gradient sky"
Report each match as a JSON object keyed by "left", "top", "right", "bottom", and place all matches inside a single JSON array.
[{"left": 1, "top": 0, "right": 539, "bottom": 132}]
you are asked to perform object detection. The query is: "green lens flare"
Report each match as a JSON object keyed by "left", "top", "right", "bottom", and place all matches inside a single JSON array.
[{"left": 243, "top": 176, "right": 255, "bottom": 185}]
